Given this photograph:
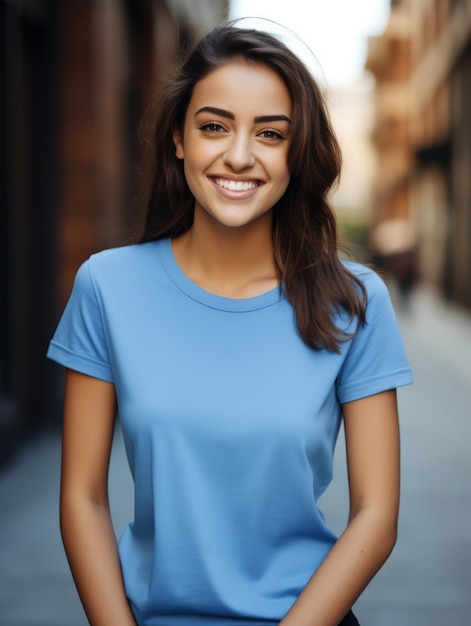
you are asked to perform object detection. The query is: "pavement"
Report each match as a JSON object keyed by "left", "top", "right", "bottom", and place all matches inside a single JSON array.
[
  {"left": 0, "top": 285, "right": 470, "bottom": 626},
  {"left": 324, "top": 285, "right": 471, "bottom": 625}
]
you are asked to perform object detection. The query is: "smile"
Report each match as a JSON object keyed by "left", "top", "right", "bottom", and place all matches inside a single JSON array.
[{"left": 212, "top": 177, "right": 261, "bottom": 192}]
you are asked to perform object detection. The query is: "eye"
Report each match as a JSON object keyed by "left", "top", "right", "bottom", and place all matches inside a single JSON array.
[
  {"left": 200, "top": 121, "right": 226, "bottom": 133},
  {"left": 258, "top": 129, "right": 286, "bottom": 141}
]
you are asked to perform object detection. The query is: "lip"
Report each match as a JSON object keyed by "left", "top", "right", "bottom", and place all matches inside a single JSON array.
[{"left": 208, "top": 175, "right": 264, "bottom": 200}]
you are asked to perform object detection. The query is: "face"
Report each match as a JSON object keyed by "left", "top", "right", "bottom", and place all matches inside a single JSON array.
[{"left": 173, "top": 61, "right": 292, "bottom": 230}]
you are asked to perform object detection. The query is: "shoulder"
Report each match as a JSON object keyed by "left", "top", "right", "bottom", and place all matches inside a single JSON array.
[
  {"left": 77, "top": 241, "right": 164, "bottom": 285},
  {"left": 336, "top": 260, "right": 412, "bottom": 401},
  {"left": 338, "top": 259, "right": 396, "bottom": 329},
  {"left": 70, "top": 241, "right": 166, "bottom": 302},
  {"left": 341, "top": 259, "right": 389, "bottom": 302},
  {"left": 341, "top": 259, "right": 384, "bottom": 288},
  {"left": 87, "top": 241, "right": 161, "bottom": 273}
]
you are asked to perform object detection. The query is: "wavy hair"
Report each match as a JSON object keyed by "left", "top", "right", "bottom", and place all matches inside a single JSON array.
[{"left": 137, "top": 24, "right": 366, "bottom": 352}]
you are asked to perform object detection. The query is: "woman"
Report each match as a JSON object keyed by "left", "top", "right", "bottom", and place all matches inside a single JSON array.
[{"left": 48, "top": 24, "right": 412, "bottom": 626}]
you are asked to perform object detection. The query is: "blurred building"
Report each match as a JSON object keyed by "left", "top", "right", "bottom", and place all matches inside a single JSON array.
[
  {"left": 0, "top": 0, "right": 228, "bottom": 465},
  {"left": 365, "top": 0, "right": 417, "bottom": 301},
  {"left": 411, "top": 0, "right": 471, "bottom": 305},
  {"left": 366, "top": 1, "right": 412, "bottom": 225},
  {"left": 366, "top": 0, "right": 471, "bottom": 305},
  {"left": 329, "top": 76, "right": 378, "bottom": 248}
]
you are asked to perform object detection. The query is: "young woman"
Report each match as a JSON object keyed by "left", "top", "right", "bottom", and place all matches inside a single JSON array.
[{"left": 48, "top": 24, "right": 412, "bottom": 626}]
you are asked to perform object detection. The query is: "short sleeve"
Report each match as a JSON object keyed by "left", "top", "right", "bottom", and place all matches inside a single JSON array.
[
  {"left": 336, "top": 271, "right": 412, "bottom": 404},
  {"left": 46, "top": 260, "right": 113, "bottom": 382}
]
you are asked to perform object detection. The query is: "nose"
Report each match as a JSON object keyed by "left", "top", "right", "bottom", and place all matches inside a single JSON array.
[{"left": 222, "top": 133, "right": 255, "bottom": 171}]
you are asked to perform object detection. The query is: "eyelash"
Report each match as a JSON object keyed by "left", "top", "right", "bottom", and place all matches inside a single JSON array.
[
  {"left": 200, "top": 121, "right": 226, "bottom": 133},
  {"left": 199, "top": 122, "right": 286, "bottom": 141},
  {"left": 258, "top": 129, "right": 285, "bottom": 141}
]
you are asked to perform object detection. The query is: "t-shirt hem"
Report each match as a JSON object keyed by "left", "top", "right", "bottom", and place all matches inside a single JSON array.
[
  {"left": 47, "top": 341, "right": 114, "bottom": 383},
  {"left": 337, "top": 367, "right": 413, "bottom": 404}
]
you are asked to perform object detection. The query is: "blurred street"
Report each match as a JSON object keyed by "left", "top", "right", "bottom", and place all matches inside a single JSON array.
[{"left": 1, "top": 287, "right": 470, "bottom": 626}]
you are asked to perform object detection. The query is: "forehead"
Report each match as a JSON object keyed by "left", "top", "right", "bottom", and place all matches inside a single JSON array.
[{"left": 188, "top": 61, "right": 292, "bottom": 115}]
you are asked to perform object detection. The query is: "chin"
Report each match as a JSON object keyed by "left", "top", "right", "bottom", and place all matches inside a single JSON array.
[{"left": 210, "top": 210, "right": 271, "bottom": 230}]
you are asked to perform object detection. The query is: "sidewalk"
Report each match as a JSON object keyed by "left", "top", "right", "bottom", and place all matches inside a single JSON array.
[
  {"left": 323, "top": 284, "right": 471, "bottom": 625},
  {"left": 0, "top": 429, "right": 133, "bottom": 626},
  {"left": 0, "top": 286, "right": 470, "bottom": 625},
  {"left": 397, "top": 284, "right": 471, "bottom": 388}
]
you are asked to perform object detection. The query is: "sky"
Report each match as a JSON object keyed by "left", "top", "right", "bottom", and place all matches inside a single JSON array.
[{"left": 229, "top": 0, "right": 391, "bottom": 86}]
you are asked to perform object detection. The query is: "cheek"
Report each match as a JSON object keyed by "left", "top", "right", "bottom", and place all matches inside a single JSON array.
[
  {"left": 277, "top": 165, "right": 291, "bottom": 200},
  {"left": 182, "top": 141, "right": 217, "bottom": 174},
  {"left": 273, "top": 154, "right": 291, "bottom": 187},
  {"left": 272, "top": 144, "right": 290, "bottom": 174},
  {"left": 181, "top": 147, "right": 201, "bottom": 181},
  {"left": 182, "top": 160, "right": 199, "bottom": 195}
]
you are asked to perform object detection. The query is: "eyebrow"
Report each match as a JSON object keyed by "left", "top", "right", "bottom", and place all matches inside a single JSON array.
[{"left": 195, "top": 106, "right": 291, "bottom": 124}]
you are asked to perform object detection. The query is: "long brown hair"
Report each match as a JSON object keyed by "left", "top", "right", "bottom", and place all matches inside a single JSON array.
[{"left": 137, "top": 24, "right": 367, "bottom": 352}]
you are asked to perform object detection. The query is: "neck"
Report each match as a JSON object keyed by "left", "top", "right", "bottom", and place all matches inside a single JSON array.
[{"left": 172, "top": 209, "right": 279, "bottom": 298}]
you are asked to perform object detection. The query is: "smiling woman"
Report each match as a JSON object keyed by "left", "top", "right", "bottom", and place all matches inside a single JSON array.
[
  {"left": 47, "top": 23, "right": 412, "bottom": 626},
  {"left": 172, "top": 61, "right": 291, "bottom": 246}
]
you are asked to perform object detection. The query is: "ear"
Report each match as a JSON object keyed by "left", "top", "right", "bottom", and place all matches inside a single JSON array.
[{"left": 173, "top": 130, "right": 184, "bottom": 159}]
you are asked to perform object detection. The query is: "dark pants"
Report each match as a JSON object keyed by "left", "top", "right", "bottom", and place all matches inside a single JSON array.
[{"left": 339, "top": 610, "right": 360, "bottom": 625}]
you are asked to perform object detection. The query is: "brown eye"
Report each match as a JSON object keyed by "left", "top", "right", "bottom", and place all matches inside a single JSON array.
[
  {"left": 258, "top": 129, "right": 285, "bottom": 141},
  {"left": 200, "top": 122, "right": 226, "bottom": 133}
]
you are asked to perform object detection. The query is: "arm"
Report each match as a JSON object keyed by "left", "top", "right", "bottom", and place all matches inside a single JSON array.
[
  {"left": 279, "top": 389, "right": 400, "bottom": 626},
  {"left": 60, "top": 369, "right": 137, "bottom": 626}
]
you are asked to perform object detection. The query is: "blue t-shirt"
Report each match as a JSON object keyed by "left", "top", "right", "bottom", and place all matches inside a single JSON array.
[{"left": 47, "top": 239, "right": 412, "bottom": 625}]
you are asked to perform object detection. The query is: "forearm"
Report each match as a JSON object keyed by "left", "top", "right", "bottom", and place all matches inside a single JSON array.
[
  {"left": 279, "top": 507, "right": 397, "bottom": 626},
  {"left": 60, "top": 494, "right": 137, "bottom": 626}
]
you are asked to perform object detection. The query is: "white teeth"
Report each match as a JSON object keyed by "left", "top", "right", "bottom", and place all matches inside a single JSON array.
[{"left": 214, "top": 178, "right": 259, "bottom": 191}]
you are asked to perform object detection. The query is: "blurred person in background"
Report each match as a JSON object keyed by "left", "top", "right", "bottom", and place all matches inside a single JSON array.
[
  {"left": 370, "top": 219, "right": 418, "bottom": 310},
  {"left": 47, "top": 23, "right": 412, "bottom": 626}
]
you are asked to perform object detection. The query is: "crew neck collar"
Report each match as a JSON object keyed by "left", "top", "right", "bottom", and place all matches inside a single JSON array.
[{"left": 158, "top": 238, "right": 284, "bottom": 312}]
